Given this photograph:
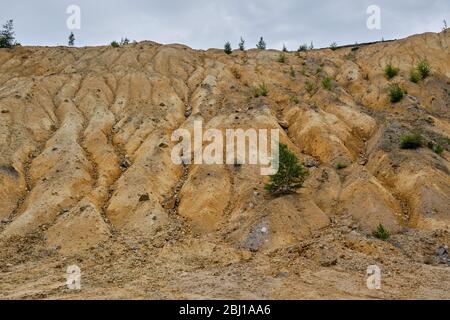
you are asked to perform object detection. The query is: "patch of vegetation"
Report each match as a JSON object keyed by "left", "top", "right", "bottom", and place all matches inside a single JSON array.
[
  {"left": 224, "top": 41, "right": 232, "bottom": 55},
  {"left": 400, "top": 133, "right": 423, "bottom": 149},
  {"left": 322, "top": 76, "right": 333, "bottom": 90},
  {"left": 290, "top": 66, "right": 296, "bottom": 78},
  {"left": 239, "top": 37, "right": 245, "bottom": 51},
  {"left": 305, "top": 81, "right": 318, "bottom": 96},
  {"left": 388, "top": 83, "right": 404, "bottom": 103},
  {"left": 335, "top": 162, "right": 347, "bottom": 170},
  {"left": 297, "top": 44, "right": 308, "bottom": 52},
  {"left": 384, "top": 64, "right": 399, "bottom": 79},
  {"left": 290, "top": 95, "right": 300, "bottom": 104},
  {"left": 330, "top": 42, "right": 338, "bottom": 51},
  {"left": 0, "top": 20, "right": 15, "bottom": 48},
  {"left": 111, "top": 38, "right": 130, "bottom": 47},
  {"left": 256, "top": 37, "right": 266, "bottom": 50},
  {"left": 374, "top": 224, "right": 390, "bottom": 241},
  {"left": 277, "top": 53, "right": 286, "bottom": 63},
  {"left": 432, "top": 143, "right": 444, "bottom": 155},
  {"left": 282, "top": 44, "right": 288, "bottom": 52},
  {"left": 252, "top": 82, "right": 269, "bottom": 97},
  {"left": 265, "top": 143, "right": 309, "bottom": 195},
  {"left": 417, "top": 58, "right": 431, "bottom": 79},
  {"left": 409, "top": 69, "right": 421, "bottom": 83}
]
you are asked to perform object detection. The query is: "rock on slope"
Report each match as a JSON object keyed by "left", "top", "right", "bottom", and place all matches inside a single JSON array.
[{"left": 0, "top": 31, "right": 449, "bottom": 299}]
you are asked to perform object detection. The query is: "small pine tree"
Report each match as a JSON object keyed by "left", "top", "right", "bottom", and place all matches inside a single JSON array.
[
  {"left": 239, "top": 37, "right": 245, "bottom": 51},
  {"left": 120, "top": 38, "right": 130, "bottom": 45},
  {"left": 256, "top": 37, "right": 266, "bottom": 50},
  {"left": 224, "top": 41, "right": 232, "bottom": 54},
  {"left": 308, "top": 41, "right": 314, "bottom": 50},
  {"left": 265, "top": 143, "right": 309, "bottom": 195},
  {"left": 330, "top": 42, "right": 338, "bottom": 50},
  {"left": 282, "top": 44, "right": 288, "bottom": 52},
  {"left": 297, "top": 44, "right": 308, "bottom": 52},
  {"left": 111, "top": 40, "right": 120, "bottom": 48},
  {"left": 374, "top": 224, "right": 390, "bottom": 241},
  {"left": 68, "top": 32, "right": 75, "bottom": 46},
  {"left": 0, "top": 20, "right": 15, "bottom": 48}
]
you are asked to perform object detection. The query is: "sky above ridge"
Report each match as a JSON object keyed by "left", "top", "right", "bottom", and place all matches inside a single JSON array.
[{"left": 1, "top": 0, "right": 449, "bottom": 49}]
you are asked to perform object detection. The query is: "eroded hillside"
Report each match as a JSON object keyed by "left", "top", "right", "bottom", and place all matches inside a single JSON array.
[{"left": 0, "top": 31, "right": 449, "bottom": 299}]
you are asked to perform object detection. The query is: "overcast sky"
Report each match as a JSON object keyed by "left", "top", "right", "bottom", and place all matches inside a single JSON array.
[{"left": 1, "top": 0, "right": 449, "bottom": 49}]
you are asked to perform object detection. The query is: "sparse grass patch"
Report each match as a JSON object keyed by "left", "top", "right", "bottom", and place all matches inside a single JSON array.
[
  {"left": 322, "top": 76, "right": 333, "bottom": 90},
  {"left": 374, "top": 224, "right": 390, "bottom": 241},
  {"left": 277, "top": 53, "right": 286, "bottom": 63},
  {"left": 290, "top": 66, "right": 296, "bottom": 78},
  {"left": 305, "top": 81, "right": 317, "bottom": 96},
  {"left": 400, "top": 133, "right": 423, "bottom": 149},
  {"left": 432, "top": 144, "right": 444, "bottom": 155},
  {"left": 252, "top": 82, "right": 269, "bottom": 97},
  {"left": 290, "top": 95, "right": 300, "bottom": 104}
]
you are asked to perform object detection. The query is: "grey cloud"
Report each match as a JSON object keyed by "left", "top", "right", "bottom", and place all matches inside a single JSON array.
[{"left": 0, "top": 0, "right": 449, "bottom": 49}]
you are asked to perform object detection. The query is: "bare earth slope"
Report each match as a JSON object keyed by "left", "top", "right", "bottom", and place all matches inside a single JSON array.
[{"left": 0, "top": 31, "right": 449, "bottom": 299}]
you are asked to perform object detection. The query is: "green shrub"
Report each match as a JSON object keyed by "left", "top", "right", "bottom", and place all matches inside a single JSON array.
[
  {"left": 330, "top": 42, "right": 338, "bottom": 51},
  {"left": 322, "top": 76, "right": 333, "bottom": 90},
  {"left": 400, "top": 133, "right": 423, "bottom": 149},
  {"left": 433, "top": 144, "right": 444, "bottom": 155},
  {"left": 409, "top": 69, "right": 421, "bottom": 83},
  {"left": 297, "top": 44, "right": 308, "bottom": 52},
  {"left": 111, "top": 41, "right": 120, "bottom": 48},
  {"left": 336, "top": 162, "right": 347, "bottom": 170},
  {"left": 282, "top": 44, "right": 288, "bottom": 52},
  {"left": 265, "top": 143, "right": 309, "bottom": 195},
  {"left": 252, "top": 82, "right": 269, "bottom": 97},
  {"left": 224, "top": 41, "right": 232, "bottom": 54},
  {"left": 374, "top": 224, "right": 390, "bottom": 241},
  {"left": 256, "top": 37, "right": 266, "bottom": 50},
  {"left": 417, "top": 59, "right": 431, "bottom": 79},
  {"left": 277, "top": 53, "right": 286, "bottom": 63},
  {"left": 384, "top": 64, "right": 399, "bottom": 79},
  {"left": 388, "top": 84, "right": 404, "bottom": 103}
]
